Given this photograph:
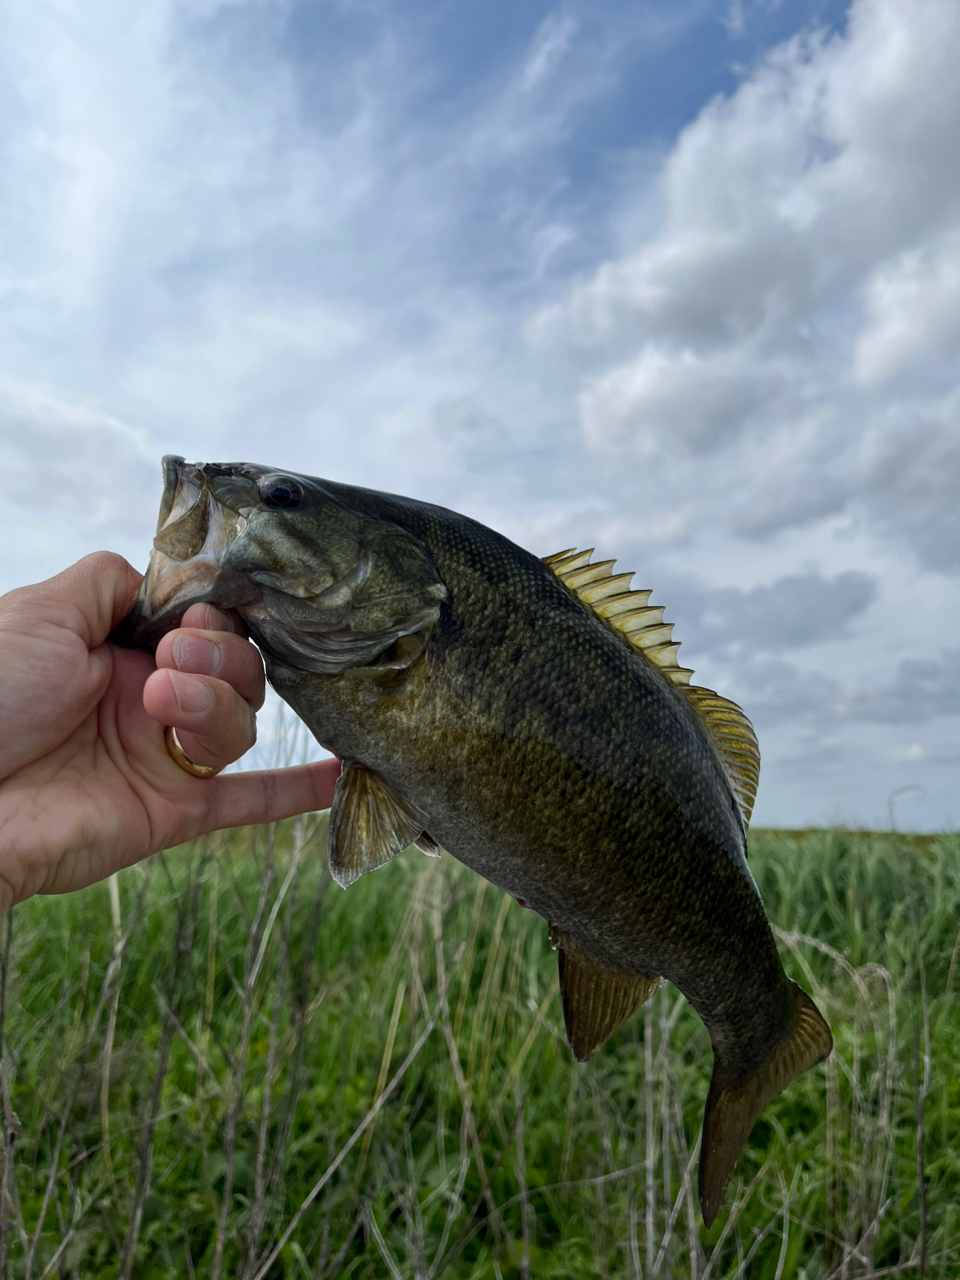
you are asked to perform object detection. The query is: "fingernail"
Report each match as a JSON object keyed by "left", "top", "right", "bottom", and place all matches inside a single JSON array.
[
  {"left": 169, "top": 671, "right": 213, "bottom": 713},
  {"left": 172, "top": 633, "right": 222, "bottom": 675}
]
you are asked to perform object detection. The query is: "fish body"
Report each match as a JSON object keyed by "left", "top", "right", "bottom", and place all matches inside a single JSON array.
[{"left": 117, "top": 457, "right": 832, "bottom": 1223}]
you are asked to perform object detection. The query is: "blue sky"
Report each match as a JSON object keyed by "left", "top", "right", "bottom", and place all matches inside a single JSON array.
[{"left": 2, "top": 0, "right": 959, "bottom": 829}]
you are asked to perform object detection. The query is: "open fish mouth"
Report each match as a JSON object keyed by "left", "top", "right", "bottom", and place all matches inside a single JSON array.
[{"left": 112, "top": 455, "right": 251, "bottom": 648}]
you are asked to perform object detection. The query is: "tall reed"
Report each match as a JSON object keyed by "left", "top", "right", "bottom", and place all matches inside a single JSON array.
[{"left": 0, "top": 824, "right": 956, "bottom": 1277}]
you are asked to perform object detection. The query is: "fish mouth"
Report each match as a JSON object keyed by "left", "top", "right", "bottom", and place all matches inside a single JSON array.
[{"left": 112, "top": 456, "right": 253, "bottom": 650}]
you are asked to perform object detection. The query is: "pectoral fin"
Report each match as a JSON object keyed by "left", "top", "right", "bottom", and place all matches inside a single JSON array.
[
  {"left": 551, "top": 929, "right": 660, "bottom": 1062},
  {"left": 329, "top": 762, "right": 430, "bottom": 887}
]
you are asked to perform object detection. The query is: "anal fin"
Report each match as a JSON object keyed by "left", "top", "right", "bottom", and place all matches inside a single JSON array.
[
  {"left": 329, "top": 761, "right": 430, "bottom": 888},
  {"left": 699, "top": 981, "right": 832, "bottom": 1226},
  {"left": 551, "top": 929, "right": 660, "bottom": 1062}
]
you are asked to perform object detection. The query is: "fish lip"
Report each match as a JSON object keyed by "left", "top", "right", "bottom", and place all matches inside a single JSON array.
[
  {"left": 157, "top": 454, "right": 187, "bottom": 529},
  {"left": 112, "top": 457, "right": 253, "bottom": 650}
]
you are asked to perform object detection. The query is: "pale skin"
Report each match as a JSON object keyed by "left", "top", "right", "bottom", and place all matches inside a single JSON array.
[{"left": 0, "top": 551, "right": 341, "bottom": 917}]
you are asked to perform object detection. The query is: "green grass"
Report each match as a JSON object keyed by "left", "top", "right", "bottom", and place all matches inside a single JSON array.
[{"left": 0, "top": 823, "right": 958, "bottom": 1278}]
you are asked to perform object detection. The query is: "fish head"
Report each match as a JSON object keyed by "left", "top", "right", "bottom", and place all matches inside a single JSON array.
[{"left": 115, "top": 456, "right": 447, "bottom": 675}]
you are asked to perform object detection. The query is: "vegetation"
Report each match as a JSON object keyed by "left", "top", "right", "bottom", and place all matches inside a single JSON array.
[{"left": 0, "top": 822, "right": 957, "bottom": 1278}]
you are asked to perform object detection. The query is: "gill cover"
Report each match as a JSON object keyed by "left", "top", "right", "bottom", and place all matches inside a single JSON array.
[
  {"left": 120, "top": 457, "right": 448, "bottom": 678},
  {"left": 232, "top": 490, "right": 448, "bottom": 676}
]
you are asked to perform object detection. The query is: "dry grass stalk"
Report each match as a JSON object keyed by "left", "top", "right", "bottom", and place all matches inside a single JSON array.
[{"left": 0, "top": 826, "right": 956, "bottom": 1276}]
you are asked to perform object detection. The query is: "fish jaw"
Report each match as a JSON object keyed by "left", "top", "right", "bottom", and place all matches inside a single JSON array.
[{"left": 112, "top": 455, "right": 255, "bottom": 649}]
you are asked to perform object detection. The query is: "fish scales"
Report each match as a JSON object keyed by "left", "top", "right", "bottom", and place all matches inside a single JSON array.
[
  {"left": 276, "top": 493, "right": 757, "bottom": 980},
  {"left": 115, "top": 457, "right": 833, "bottom": 1225}
]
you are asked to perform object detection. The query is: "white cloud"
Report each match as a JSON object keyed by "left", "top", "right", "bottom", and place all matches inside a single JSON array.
[
  {"left": 854, "top": 229, "right": 960, "bottom": 384},
  {"left": 2, "top": 0, "right": 959, "bottom": 827},
  {"left": 521, "top": 13, "right": 578, "bottom": 93},
  {"left": 531, "top": 0, "right": 960, "bottom": 582},
  {"left": 0, "top": 380, "right": 157, "bottom": 587},
  {"left": 528, "top": 0, "right": 960, "bottom": 827},
  {"left": 579, "top": 345, "right": 785, "bottom": 453}
]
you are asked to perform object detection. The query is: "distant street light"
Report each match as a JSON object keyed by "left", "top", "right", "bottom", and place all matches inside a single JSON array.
[{"left": 887, "top": 784, "right": 926, "bottom": 831}]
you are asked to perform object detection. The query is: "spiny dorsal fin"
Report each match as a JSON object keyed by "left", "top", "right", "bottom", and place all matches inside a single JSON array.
[
  {"left": 329, "top": 761, "right": 430, "bottom": 887},
  {"left": 544, "top": 546, "right": 694, "bottom": 683},
  {"left": 544, "top": 547, "right": 761, "bottom": 827},
  {"left": 549, "top": 927, "right": 660, "bottom": 1061}
]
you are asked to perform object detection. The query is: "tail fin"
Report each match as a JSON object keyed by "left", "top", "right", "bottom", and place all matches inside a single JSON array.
[{"left": 699, "top": 982, "right": 832, "bottom": 1226}]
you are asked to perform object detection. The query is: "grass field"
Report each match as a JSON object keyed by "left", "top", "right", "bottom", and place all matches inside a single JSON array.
[{"left": 0, "top": 822, "right": 957, "bottom": 1278}]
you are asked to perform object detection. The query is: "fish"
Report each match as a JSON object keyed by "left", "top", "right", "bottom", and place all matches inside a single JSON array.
[{"left": 115, "top": 455, "right": 833, "bottom": 1225}]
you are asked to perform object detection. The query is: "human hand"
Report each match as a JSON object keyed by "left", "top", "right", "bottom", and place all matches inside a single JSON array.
[{"left": 0, "top": 552, "right": 340, "bottom": 914}]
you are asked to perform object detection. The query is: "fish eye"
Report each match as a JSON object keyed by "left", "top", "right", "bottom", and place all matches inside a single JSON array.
[{"left": 260, "top": 477, "right": 304, "bottom": 510}]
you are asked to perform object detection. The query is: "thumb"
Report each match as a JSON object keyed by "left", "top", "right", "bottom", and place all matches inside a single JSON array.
[{"left": 21, "top": 552, "right": 144, "bottom": 648}]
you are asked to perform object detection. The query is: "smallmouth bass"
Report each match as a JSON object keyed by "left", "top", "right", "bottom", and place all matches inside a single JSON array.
[{"left": 116, "top": 456, "right": 833, "bottom": 1224}]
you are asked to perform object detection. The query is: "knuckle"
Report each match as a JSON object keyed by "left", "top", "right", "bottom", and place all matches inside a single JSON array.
[
  {"left": 191, "top": 699, "right": 256, "bottom": 765},
  {"left": 78, "top": 550, "right": 139, "bottom": 591},
  {"left": 220, "top": 685, "right": 257, "bottom": 736},
  {"left": 82, "top": 550, "right": 130, "bottom": 574}
]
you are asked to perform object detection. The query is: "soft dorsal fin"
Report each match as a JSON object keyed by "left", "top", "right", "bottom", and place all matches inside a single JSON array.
[
  {"left": 549, "top": 927, "right": 660, "bottom": 1061},
  {"left": 681, "top": 687, "right": 760, "bottom": 827},
  {"left": 543, "top": 548, "right": 761, "bottom": 827}
]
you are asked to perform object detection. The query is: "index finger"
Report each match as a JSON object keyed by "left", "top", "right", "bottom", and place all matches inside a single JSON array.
[{"left": 200, "top": 759, "right": 342, "bottom": 833}]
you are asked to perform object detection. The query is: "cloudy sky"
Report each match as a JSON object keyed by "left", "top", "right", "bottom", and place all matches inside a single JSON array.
[{"left": 2, "top": 0, "right": 958, "bottom": 829}]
